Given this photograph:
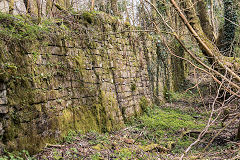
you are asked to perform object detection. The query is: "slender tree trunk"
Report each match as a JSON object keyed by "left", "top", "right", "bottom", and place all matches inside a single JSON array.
[
  {"left": 210, "top": 0, "right": 217, "bottom": 39},
  {"left": 217, "top": 0, "right": 237, "bottom": 57},
  {"left": 196, "top": 0, "right": 215, "bottom": 41},
  {"left": 111, "top": 0, "right": 118, "bottom": 16},
  {"left": 151, "top": 0, "right": 157, "bottom": 20},
  {"left": 237, "top": 122, "right": 240, "bottom": 140},
  {"left": 171, "top": 0, "right": 240, "bottom": 81},
  {"left": 65, "top": 0, "right": 70, "bottom": 9},
  {"left": 36, "top": 0, "right": 41, "bottom": 23},
  {"left": 23, "top": 0, "right": 32, "bottom": 14},
  {"left": 91, "top": 0, "right": 95, "bottom": 10},
  {"left": 170, "top": 40, "right": 185, "bottom": 92},
  {"left": 46, "top": 0, "right": 53, "bottom": 17},
  {"left": 9, "top": 0, "right": 14, "bottom": 14}
]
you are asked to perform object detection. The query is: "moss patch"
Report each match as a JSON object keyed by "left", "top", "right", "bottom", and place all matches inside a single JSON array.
[
  {"left": 82, "top": 12, "right": 95, "bottom": 24},
  {"left": 139, "top": 96, "right": 150, "bottom": 113},
  {"left": 133, "top": 107, "right": 206, "bottom": 153}
]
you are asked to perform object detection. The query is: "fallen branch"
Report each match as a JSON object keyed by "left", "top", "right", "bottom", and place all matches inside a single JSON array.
[
  {"left": 203, "top": 113, "right": 240, "bottom": 151},
  {"left": 181, "top": 130, "right": 212, "bottom": 138},
  {"left": 179, "top": 81, "right": 223, "bottom": 160},
  {"left": 45, "top": 143, "right": 65, "bottom": 148}
]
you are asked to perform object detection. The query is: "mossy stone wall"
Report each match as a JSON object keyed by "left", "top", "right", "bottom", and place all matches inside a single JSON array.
[{"left": 0, "top": 12, "right": 162, "bottom": 154}]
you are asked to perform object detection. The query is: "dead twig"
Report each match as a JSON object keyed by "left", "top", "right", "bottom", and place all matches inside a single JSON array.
[
  {"left": 179, "top": 80, "right": 223, "bottom": 160},
  {"left": 203, "top": 113, "right": 240, "bottom": 151}
]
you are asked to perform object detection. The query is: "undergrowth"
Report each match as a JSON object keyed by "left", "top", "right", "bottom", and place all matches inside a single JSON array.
[
  {"left": 0, "top": 12, "right": 53, "bottom": 42},
  {"left": 0, "top": 106, "right": 228, "bottom": 159},
  {"left": 129, "top": 106, "right": 206, "bottom": 153}
]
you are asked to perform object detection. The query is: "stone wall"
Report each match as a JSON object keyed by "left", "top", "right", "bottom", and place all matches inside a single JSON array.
[
  {"left": 0, "top": 82, "right": 7, "bottom": 138},
  {"left": 0, "top": 11, "right": 163, "bottom": 153}
]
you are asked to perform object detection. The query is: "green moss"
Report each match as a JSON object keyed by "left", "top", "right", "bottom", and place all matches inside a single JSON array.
[
  {"left": 115, "top": 148, "right": 134, "bottom": 159},
  {"left": 92, "top": 144, "right": 104, "bottom": 151},
  {"left": 132, "top": 107, "right": 206, "bottom": 153},
  {"left": 74, "top": 54, "right": 87, "bottom": 77},
  {"left": 165, "top": 90, "right": 199, "bottom": 103},
  {"left": 124, "top": 21, "right": 131, "bottom": 27},
  {"left": 130, "top": 83, "right": 136, "bottom": 92},
  {"left": 139, "top": 96, "right": 150, "bottom": 113},
  {"left": 0, "top": 12, "right": 52, "bottom": 43},
  {"left": 140, "top": 108, "right": 204, "bottom": 134},
  {"left": 4, "top": 118, "right": 47, "bottom": 154},
  {"left": 98, "top": 90, "right": 123, "bottom": 132},
  {"left": 55, "top": 107, "right": 100, "bottom": 135},
  {"left": 82, "top": 12, "right": 95, "bottom": 24}
]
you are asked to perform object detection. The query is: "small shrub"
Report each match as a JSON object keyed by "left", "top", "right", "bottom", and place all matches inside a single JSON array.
[
  {"left": 134, "top": 107, "right": 206, "bottom": 152},
  {"left": 82, "top": 12, "right": 95, "bottom": 24}
]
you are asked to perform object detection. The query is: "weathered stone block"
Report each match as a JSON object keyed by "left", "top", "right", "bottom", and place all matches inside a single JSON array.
[
  {"left": 0, "top": 84, "right": 6, "bottom": 91},
  {"left": 0, "top": 98, "right": 7, "bottom": 105},
  {"left": 0, "top": 122, "right": 3, "bottom": 136},
  {"left": 0, "top": 90, "right": 6, "bottom": 98},
  {"left": 0, "top": 106, "right": 7, "bottom": 114}
]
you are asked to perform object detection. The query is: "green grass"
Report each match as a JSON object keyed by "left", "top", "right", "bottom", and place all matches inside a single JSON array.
[
  {"left": 139, "top": 107, "right": 205, "bottom": 134},
  {"left": 132, "top": 107, "right": 206, "bottom": 153},
  {"left": 165, "top": 90, "right": 200, "bottom": 103}
]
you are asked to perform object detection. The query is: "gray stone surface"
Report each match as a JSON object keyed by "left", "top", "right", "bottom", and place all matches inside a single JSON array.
[{"left": 0, "top": 12, "right": 164, "bottom": 153}]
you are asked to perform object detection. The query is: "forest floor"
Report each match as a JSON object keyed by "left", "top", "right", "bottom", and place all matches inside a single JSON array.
[
  {"left": 2, "top": 73, "right": 240, "bottom": 160},
  {"left": 31, "top": 105, "right": 239, "bottom": 160}
]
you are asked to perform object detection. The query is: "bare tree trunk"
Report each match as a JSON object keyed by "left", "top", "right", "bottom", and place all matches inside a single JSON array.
[
  {"left": 170, "top": 0, "right": 240, "bottom": 84},
  {"left": 111, "top": 0, "right": 118, "bottom": 16},
  {"left": 216, "top": 0, "right": 237, "bottom": 57},
  {"left": 210, "top": 0, "right": 217, "bottom": 39},
  {"left": 196, "top": 0, "right": 215, "bottom": 41},
  {"left": 36, "top": 0, "right": 41, "bottom": 23},
  {"left": 237, "top": 122, "right": 240, "bottom": 140},
  {"left": 9, "top": 0, "right": 14, "bottom": 14},
  {"left": 151, "top": 0, "right": 157, "bottom": 20},
  {"left": 23, "top": 0, "right": 32, "bottom": 14},
  {"left": 91, "top": 0, "right": 95, "bottom": 10},
  {"left": 170, "top": 40, "right": 185, "bottom": 92}
]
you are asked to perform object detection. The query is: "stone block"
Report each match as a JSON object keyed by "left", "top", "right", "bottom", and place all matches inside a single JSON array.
[
  {"left": 0, "top": 98, "right": 7, "bottom": 105},
  {"left": 0, "top": 106, "right": 8, "bottom": 114},
  {"left": 0, "top": 83, "right": 6, "bottom": 91},
  {"left": 0, "top": 122, "right": 3, "bottom": 136},
  {"left": 0, "top": 90, "right": 6, "bottom": 98}
]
